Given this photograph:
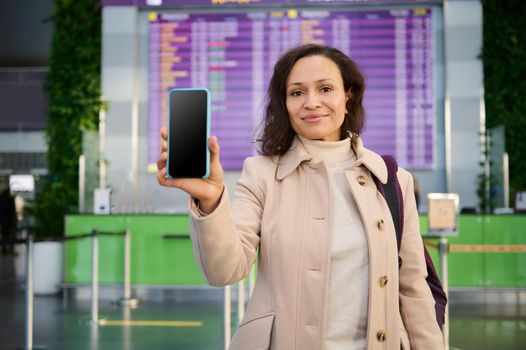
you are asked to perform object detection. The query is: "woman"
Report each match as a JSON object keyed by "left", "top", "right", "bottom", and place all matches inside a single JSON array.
[{"left": 157, "top": 44, "right": 443, "bottom": 350}]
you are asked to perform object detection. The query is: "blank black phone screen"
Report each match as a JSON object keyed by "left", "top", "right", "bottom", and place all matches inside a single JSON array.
[{"left": 167, "top": 89, "right": 209, "bottom": 178}]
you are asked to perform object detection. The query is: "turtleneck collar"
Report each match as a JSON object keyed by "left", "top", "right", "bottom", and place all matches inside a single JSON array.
[
  {"left": 275, "top": 133, "right": 388, "bottom": 184},
  {"left": 298, "top": 135, "right": 356, "bottom": 165}
]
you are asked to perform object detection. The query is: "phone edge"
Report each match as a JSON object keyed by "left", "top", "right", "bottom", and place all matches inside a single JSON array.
[{"left": 166, "top": 87, "right": 211, "bottom": 179}]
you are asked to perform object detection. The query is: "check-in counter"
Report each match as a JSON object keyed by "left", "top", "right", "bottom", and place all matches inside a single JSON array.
[
  {"left": 421, "top": 215, "right": 526, "bottom": 288},
  {"left": 65, "top": 214, "right": 526, "bottom": 288},
  {"left": 65, "top": 215, "right": 206, "bottom": 285}
]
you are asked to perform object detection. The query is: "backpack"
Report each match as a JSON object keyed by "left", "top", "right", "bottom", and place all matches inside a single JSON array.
[{"left": 373, "top": 155, "right": 447, "bottom": 328}]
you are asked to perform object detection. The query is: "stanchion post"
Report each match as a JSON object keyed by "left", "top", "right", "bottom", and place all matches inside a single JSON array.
[
  {"left": 79, "top": 154, "right": 86, "bottom": 213},
  {"left": 224, "top": 285, "right": 231, "bottom": 350},
  {"left": 439, "top": 237, "right": 449, "bottom": 350},
  {"left": 248, "top": 267, "right": 256, "bottom": 298},
  {"left": 427, "top": 192, "right": 458, "bottom": 349},
  {"left": 124, "top": 228, "right": 131, "bottom": 300},
  {"left": 25, "top": 234, "right": 33, "bottom": 350},
  {"left": 117, "top": 229, "right": 138, "bottom": 307},
  {"left": 91, "top": 230, "right": 99, "bottom": 324},
  {"left": 237, "top": 280, "right": 245, "bottom": 325}
]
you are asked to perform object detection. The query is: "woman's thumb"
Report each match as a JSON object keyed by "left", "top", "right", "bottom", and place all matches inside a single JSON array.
[{"left": 209, "top": 136, "right": 220, "bottom": 164}]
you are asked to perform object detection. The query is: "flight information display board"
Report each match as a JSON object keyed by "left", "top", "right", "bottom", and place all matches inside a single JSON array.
[
  {"left": 103, "top": 0, "right": 443, "bottom": 6},
  {"left": 148, "top": 7, "right": 435, "bottom": 170}
]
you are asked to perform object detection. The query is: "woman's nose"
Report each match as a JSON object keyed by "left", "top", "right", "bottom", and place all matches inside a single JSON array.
[{"left": 304, "top": 93, "right": 321, "bottom": 109}]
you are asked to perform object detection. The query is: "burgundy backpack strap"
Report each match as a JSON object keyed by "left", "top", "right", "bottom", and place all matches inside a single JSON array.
[
  {"left": 374, "top": 155, "right": 447, "bottom": 327},
  {"left": 379, "top": 155, "right": 404, "bottom": 251}
]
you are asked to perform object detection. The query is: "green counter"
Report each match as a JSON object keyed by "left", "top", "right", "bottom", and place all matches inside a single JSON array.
[
  {"left": 65, "top": 215, "right": 206, "bottom": 285},
  {"left": 65, "top": 214, "right": 526, "bottom": 288},
  {"left": 421, "top": 215, "right": 526, "bottom": 288}
]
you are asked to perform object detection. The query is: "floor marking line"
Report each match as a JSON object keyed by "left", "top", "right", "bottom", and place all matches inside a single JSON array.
[{"left": 99, "top": 320, "right": 203, "bottom": 327}]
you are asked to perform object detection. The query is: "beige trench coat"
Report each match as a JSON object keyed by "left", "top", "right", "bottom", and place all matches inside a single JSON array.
[{"left": 189, "top": 135, "right": 444, "bottom": 350}]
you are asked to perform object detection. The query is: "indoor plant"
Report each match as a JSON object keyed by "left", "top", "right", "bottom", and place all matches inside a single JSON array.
[{"left": 29, "top": 0, "right": 103, "bottom": 294}]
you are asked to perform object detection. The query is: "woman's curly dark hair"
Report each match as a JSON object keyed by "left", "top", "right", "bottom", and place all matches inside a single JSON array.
[{"left": 258, "top": 44, "right": 366, "bottom": 156}]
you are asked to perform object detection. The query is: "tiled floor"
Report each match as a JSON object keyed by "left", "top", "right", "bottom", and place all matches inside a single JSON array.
[{"left": 1, "top": 251, "right": 525, "bottom": 350}]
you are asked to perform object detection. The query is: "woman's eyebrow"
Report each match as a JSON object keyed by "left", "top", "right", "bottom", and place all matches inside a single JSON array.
[{"left": 287, "top": 78, "right": 336, "bottom": 88}]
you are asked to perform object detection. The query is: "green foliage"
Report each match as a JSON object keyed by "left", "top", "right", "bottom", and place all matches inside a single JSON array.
[
  {"left": 31, "top": 0, "right": 102, "bottom": 237},
  {"left": 481, "top": 0, "right": 526, "bottom": 206}
]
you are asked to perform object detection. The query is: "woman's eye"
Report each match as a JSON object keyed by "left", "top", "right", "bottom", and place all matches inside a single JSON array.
[
  {"left": 321, "top": 86, "right": 333, "bottom": 93},
  {"left": 290, "top": 90, "right": 303, "bottom": 97}
]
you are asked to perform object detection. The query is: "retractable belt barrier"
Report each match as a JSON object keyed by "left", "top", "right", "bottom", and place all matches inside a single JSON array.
[
  {"left": 9, "top": 229, "right": 259, "bottom": 350},
  {"left": 6, "top": 229, "right": 129, "bottom": 350},
  {"left": 424, "top": 240, "right": 526, "bottom": 253}
]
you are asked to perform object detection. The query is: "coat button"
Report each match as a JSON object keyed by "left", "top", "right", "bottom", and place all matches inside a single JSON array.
[
  {"left": 377, "top": 219, "right": 385, "bottom": 231},
  {"left": 376, "top": 330, "right": 387, "bottom": 342},
  {"left": 357, "top": 175, "right": 367, "bottom": 186},
  {"left": 379, "top": 275, "right": 388, "bottom": 287}
]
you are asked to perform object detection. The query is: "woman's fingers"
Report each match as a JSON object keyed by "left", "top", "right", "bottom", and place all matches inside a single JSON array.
[
  {"left": 157, "top": 166, "right": 216, "bottom": 199},
  {"left": 156, "top": 167, "right": 186, "bottom": 189},
  {"left": 156, "top": 167, "right": 170, "bottom": 186},
  {"left": 159, "top": 128, "right": 168, "bottom": 153},
  {"left": 156, "top": 132, "right": 224, "bottom": 209},
  {"left": 160, "top": 127, "right": 168, "bottom": 140},
  {"left": 156, "top": 151, "right": 167, "bottom": 171}
]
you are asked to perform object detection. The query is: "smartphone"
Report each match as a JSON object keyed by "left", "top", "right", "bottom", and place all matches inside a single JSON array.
[{"left": 166, "top": 88, "right": 210, "bottom": 179}]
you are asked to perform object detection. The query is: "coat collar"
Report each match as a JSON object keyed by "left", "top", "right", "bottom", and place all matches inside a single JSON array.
[{"left": 275, "top": 133, "right": 388, "bottom": 184}]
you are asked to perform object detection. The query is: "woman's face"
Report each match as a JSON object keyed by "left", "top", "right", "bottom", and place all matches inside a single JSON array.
[{"left": 286, "top": 55, "right": 349, "bottom": 142}]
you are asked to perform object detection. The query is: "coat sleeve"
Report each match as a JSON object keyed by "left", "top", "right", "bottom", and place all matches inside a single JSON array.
[
  {"left": 188, "top": 157, "right": 265, "bottom": 286},
  {"left": 397, "top": 168, "right": 444, "bottom": 350}
]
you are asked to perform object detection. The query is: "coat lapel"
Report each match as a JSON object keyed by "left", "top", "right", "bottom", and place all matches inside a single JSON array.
[{"left": 275, "top": 137, "right": 312, "bottom": 180}]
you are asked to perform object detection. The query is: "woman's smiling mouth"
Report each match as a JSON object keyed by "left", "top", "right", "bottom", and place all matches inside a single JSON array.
[{"left": 301, "top": 114, "right": 328, "bottom": 122}]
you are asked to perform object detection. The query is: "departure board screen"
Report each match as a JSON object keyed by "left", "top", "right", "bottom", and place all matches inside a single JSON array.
[{"left": 148, "top": 8, "right": 435, "bottom": 170}]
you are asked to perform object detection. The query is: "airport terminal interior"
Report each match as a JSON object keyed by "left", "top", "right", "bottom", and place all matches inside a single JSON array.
[
  {"left": 1, "top": 251, "right": 526, "bottom": 349},
  {"left": 1, "top": 0, "right": 526, "bottom": 349}
]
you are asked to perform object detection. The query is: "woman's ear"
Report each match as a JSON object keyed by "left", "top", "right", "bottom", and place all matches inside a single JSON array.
[{"left": 346, "top": 90, "right": 352, "bottom": 101}]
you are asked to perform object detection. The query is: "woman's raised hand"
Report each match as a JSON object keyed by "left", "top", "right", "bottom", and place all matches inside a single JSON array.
[{"left": 156, "top": 127, "right": 224, "bottom": 213}]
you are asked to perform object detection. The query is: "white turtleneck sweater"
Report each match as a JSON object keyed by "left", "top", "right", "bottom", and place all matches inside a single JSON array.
[{"left": 300, "top": 136, "right": 369, "bottom": 350}]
